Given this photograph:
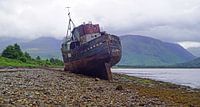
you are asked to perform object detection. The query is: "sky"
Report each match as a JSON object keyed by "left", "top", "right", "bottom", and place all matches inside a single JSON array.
[{"left": 0, "top": 0, "right": 200, "bottom": 48}]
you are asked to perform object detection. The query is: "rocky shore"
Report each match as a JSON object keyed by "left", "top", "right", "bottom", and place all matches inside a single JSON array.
[{"left": 0, "top": 68, "right": 199, "bottom": 106}]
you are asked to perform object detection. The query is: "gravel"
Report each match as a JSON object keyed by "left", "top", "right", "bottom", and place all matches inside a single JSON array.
[{"left": 0, "top": 68, "right": 168, "bottom": 106}]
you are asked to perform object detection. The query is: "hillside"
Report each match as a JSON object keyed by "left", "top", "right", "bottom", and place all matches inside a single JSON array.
[
  {"left": 0, "top": 37, "right": 25, "bottom": 52},
  {"left": 0, "top": 37, "right": 62, "bottom": 59},
  {"left": 0, "top": 35, "right": 196, "bottom": 66},
  {"left": 119, "top": 35, "right": 195, "bottom": 66},
  {"left": 188, "top": 47, "right": 200, "bottom": 57},
  {"left": 176, "top": 57, "right": 200, "bottom": 68},
  {"left": 20, "top": 37, "right": 62, "bottom": 59},
  {"left": 0, "top": 43, "right": 63, "bottom": 68}
]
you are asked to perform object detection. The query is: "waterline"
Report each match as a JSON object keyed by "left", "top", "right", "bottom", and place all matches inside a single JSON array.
[{"left": 112, "top": 68, "right": 200, "bottom": 89}]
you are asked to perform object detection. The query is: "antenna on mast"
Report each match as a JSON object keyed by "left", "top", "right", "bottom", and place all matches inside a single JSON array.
[{"left": 65, "top": 6, "right": 75, "bottom": 40}]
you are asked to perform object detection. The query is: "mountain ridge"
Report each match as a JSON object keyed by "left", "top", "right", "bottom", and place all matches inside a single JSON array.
[
  {"left": 176, "top": 57, "right": 200, "bottom": 68},
  {"left": 0, "top": 35, "right": 196, "bottom": 66},
  {"left": 188, "top": 47, "right": 200, "bottom": 57},
  {"left": 119, "top": 35, "right": 195, "bottom": 66},
  {"left": 20, "top": 37, "right": 62, "bottom": 59},
  {"left": 0, "top": 37, "right": 62, "bottom": 59}
]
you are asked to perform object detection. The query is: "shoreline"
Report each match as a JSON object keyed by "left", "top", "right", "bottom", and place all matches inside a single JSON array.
[
  {"left": 112, "top": 68, "right": 200, "bottom": 89},
  {"left": 112, "top": 73, "right": 200, "bottom": 106},
  {"left": 114, "top": 72, "right": 198, "bottom": 90},
  {"left": 0, "top": 68, "right": 200, "bottom": 106},
  {"left": 113, "top": 67, "right": 200, "bottom": 69}
]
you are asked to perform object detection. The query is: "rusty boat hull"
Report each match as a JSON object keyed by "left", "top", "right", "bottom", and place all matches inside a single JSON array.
[{"left": 61, "top": 34, "right": 121, "bottom": 80}]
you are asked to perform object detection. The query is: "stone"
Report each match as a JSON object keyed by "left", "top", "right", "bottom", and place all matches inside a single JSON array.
[
  {"left": 35, "top": 91, "right": 40, "bottom": 95},
  {"left": 116, "top": 85, "right": 123, "bottom": 90},
  {"left": 95, "top": 78, "right": 100, "bottom": 81}
]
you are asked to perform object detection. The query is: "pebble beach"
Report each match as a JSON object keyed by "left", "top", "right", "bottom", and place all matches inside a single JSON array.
[{"left": 0, "top": 68, "right": 199, "bottom": 106}]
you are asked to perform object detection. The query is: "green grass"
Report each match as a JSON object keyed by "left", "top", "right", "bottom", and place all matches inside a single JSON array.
[{"left": 0, "top": 56, "right": 63, "bottom": 68}]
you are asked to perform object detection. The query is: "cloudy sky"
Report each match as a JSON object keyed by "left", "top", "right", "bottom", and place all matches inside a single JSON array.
[{"left": 0, "top": 0, "right": 200, "bottom": 48}]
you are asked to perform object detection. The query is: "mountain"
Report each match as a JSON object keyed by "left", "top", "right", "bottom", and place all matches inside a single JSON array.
[
  {"left": 0, "top": 37, "right": 25, "bottom": 52},
  {"left": 119, "top": 35, "right": 195, "bottom": 66},
  {"left": 176, "top": 57, "right": 200, "bottom": 68},
  {"left": 0, "top": 37, "right": 62, "bottom": 59},
  {"left": 187, "top": 47, "right": 200, "bottom": 57},
  {"left": 20, "top": 37, "right": 62, "bottom": 59},
  {"left": 0, "top": 35, "right": 196, "bottom": 66}
]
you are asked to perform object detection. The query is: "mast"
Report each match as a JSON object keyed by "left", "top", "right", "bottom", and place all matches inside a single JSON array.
[{"left": 66, "top": 7, "right": 75, "bottom": 41}]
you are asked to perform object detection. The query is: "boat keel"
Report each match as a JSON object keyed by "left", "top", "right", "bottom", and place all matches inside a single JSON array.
[
  {"left": 82, "top": 62, "right": 113, "bottom": 81},
  {"left": 95, "top": 63, "right": 113, "bottom": 81},
  {"left": 64, "top": 62, "right": 113, "bottom": 81}
]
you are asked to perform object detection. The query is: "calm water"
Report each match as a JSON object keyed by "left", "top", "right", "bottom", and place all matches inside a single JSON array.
[{"left": 112, "top": 69, "right": 200, "bottom": 89}]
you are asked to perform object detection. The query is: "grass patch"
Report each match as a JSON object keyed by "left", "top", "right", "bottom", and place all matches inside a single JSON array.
[{"left": 0, "top": 56, "right": 63, "bottom": 68}]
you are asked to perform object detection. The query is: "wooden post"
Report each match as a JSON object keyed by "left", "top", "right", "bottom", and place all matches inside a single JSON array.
[{"left": 105, "top": 63, "right": 113, "bottom": 81}]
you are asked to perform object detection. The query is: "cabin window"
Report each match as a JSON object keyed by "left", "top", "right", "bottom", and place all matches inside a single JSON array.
[{"left": 68, "top": 53, "right": 71, "bottom": 58}]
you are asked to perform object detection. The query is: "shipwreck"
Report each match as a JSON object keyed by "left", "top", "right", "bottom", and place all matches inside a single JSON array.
[{"left": 61, "top": 10, "right": 122, "bottom": 80}]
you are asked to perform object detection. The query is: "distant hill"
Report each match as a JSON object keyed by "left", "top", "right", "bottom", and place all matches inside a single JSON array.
[
  {"left": 0, "top": 37, "right": 62, "bottom": 59},
  {"left": 187, "top": 47, "right": 200, "bottom": 57},
  {"left": 20, "top": 37, "right": 62, "bottom": 59},
  {"left": 0, "top": 35, "right": 196, "bottom": 66},
  {"left": 0, "top": 37, "right": 25, "bottom": 52},
  {"left": 176, "top": 57, "right": 200, "bottom": 68},
  {"left": 119, "top": 35, "right": 195, "bottom": 66}
]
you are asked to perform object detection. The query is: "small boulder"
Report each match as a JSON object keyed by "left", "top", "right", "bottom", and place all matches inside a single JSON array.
[
  {"left": 138, "top": 103, "right": 146, "bottom": 106},
  {"left": 116, "top": 85, "right": 123, "bottom": 90},
  {"left": 95, "top": 78, "right": 100, "bottom": 81}
]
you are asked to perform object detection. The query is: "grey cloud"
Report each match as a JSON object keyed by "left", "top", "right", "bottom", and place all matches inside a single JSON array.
[{"left": 0, "top": 0, "right": 200, "bottom": 42}]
